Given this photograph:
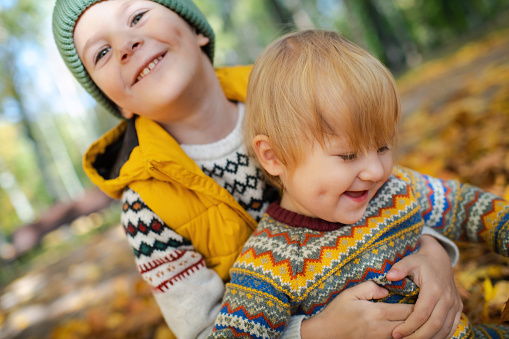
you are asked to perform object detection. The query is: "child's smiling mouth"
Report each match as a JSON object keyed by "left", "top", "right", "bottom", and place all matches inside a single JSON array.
[
  {"left": 344, "top": 190, "right": 368, "bottom": 201},
  {"left": 135, "top": 54, "right": 165, "bottom": 84}
]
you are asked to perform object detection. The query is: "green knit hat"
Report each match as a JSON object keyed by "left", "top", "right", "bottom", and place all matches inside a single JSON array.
[{"left": 52, "top": 0, "right": 215, "bottom": 118}]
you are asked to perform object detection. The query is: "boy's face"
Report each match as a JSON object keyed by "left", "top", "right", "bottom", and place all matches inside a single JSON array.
[
  {"left": 279, "top": 137, "right": 393, "bottom": 225},
  {"left": 74, "top": 0, "right": 210, "bottom": 120}
]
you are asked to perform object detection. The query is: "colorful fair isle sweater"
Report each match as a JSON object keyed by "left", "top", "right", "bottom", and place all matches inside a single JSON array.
[
  {"left": 210, "top": 167, "right": 509, "bottom": 339},
  {"left": 117, "top": 104, "right": 459, "bottom": 339}
]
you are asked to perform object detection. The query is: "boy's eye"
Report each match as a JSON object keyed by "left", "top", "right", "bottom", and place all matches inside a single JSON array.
[
  {"left": 377, "top": 145, "right": 390, "bottom": 153},
  {"left": 94, "top": 47, "right": 110, "bottom": 64},
  {"left": 339, "top": 153, "right": 357, "bottom": 161},
  {"left": 131, "top": 11, "right": 147, "bottom": 27}
]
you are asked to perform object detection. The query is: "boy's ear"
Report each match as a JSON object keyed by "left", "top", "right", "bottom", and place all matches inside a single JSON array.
[
  {"left": 196, "top": 33, "right": 209, "bottom": 47},
  {"left": 120, "top": 107, "right": 134, "bottom": 119},
  {"left": 252, "top": 135, "right": 284, "bottom": 177}
]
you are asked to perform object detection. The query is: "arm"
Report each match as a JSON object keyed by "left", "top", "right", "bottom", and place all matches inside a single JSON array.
[
  {"left": 377, "top": 167, "right": 509, "bottom": 339},
  {"left": 384, "top": 173, "right": 509, "bottom": 338},
  {"left": 122, "top": 188, "right": 221, "bottom": 338},
  {"left": 210, "top": 269, "right": 291, "bottom": 339},
  {"left": 409, "top": 169, "right": 509, "bottom": 255},
  {"left": 387, "top": 234, "right": 462, "bottom": 339}
]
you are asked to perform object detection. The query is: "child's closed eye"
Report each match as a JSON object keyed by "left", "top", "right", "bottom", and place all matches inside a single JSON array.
[
  {"left": 338, "top": 146, "right": 389, "bottom": 161},
  {"left": 338, "top": 153, "right": 357, "bottom": 161}
]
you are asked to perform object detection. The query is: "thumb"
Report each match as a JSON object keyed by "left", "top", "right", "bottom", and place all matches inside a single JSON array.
[
  {"left": 347, "top": 281, "right": 389, "bottom": 301},
  {"left": 386, "top": 258, "right": 418, "bottom": 282}
]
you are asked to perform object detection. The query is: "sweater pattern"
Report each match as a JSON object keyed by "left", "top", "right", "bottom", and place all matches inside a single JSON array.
[
  {"left": 211, "top": 168, "right": 509, "bottom": 338},
  {"left": 222, "top": 174, "right": 421, "bottom": 317}
]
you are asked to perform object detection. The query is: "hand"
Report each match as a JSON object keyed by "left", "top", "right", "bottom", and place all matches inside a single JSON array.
[
  {"left": 386, "top": 235, "right": 462, "bottom": 339},
  {"left": 301, "top": 281, "right": 414, "bottom": 339}
]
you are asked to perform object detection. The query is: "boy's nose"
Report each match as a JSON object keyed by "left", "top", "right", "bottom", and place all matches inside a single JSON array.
[
  {"left": 358, "top": 151, "right": 385, "bottom": 182},
  {"left": 120, "top": 40, "right": 141, "bottom": 63}
]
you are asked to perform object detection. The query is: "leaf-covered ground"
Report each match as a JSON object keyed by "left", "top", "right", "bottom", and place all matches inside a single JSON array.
[
  {"left": 1, "top": 28, "right": 508, "bottom": 339},
  {"left": 396, "top": 28, "right": 509, "bottom": 326}
]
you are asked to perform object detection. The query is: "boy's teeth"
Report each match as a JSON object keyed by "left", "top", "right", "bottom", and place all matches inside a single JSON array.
[{"left": 136, "top": 55, "right": 163, "bottom": 82}]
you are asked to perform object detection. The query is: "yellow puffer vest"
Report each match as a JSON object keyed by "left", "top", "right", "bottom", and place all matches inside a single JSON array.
[{"left": 83, "top": 66, "right": 257, "bottom": 281}]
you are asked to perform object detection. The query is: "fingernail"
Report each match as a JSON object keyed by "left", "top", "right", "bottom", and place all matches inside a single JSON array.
[{"left": 393, "top": 333, "right": 402, "bottom": 339}]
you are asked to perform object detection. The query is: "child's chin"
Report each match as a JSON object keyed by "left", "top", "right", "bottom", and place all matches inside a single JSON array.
[
  {"left": 333, "top": 214, "right": 363, "bottom": 225},
  {"left": 344, "top": 218, "right": 363, "bottom": 225},
  {"left": 336, "top": 209, "right": 366, "bottom": 225}
]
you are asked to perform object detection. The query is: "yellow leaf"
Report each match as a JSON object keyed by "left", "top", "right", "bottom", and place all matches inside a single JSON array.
[
  {"left": 499, "top": 298, "right": 509, "bottom": 326},
  {"left": 484, "top": 278, "right": 496, "bottom": 303},
  {"left": 483, "top": 278, "right": 495, "bottom": 320}
]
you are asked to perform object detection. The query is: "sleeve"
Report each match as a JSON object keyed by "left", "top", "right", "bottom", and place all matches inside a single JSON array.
[
  {"left": 281, "top": 316, "right": 305, "bottom": 339},
  {"left": 409, "top": 170, "right": 509, "bottom": 256},
  {"left": 121, "top": 188, "right": 222, "bottom": 339},
  {"left": 421, "top": 226, "right": 459, "bottom": 266},
  {"left": 210, "top": 268, "right": 292, "bottom": 339},
  {"left": 122, "top": 188, "right": 304, "bottom": 338}
]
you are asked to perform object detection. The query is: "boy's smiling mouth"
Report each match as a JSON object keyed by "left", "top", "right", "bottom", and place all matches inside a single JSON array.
[{"left": 134, "top": 54, "right": 165, "bottom": 84}]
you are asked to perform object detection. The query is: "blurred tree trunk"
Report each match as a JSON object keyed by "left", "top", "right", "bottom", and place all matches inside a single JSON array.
[
  {"left": 265, "top": 0, "right": 297, "bottom": 32},
  {"left": 3, "top": 49, "right": 60, "bottom": 203},
  {"left": 440, "top": 0, "right": 470, "bottom": 34},
  {"left": 215, "top": 0, "right": 234, "bottom": 32},
  {"left": 358, "top": 0, "right": 407, "bottom": 71},
  {"left": 383, "top": 0, "right": 422, "bottom": 69},
  {"left": 0, "top": 154, "right": 35, "bottom": 224}
]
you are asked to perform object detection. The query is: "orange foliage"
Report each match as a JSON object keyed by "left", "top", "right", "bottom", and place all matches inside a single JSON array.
[{"left": 397, "top": 28, "right": 509, "bottom": 326}]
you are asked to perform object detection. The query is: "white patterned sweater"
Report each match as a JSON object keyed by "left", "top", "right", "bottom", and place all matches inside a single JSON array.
[{"left": 120, "top": 103, "right": 458, "bottom": 339}]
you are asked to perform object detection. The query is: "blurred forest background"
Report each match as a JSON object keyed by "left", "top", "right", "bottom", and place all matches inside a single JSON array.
[{"left": 1, "top": 0, "right": 509, "bottom": 338}]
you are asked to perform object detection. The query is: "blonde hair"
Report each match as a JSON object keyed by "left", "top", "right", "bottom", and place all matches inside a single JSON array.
[{"left": 244, "top": 30, "right": 401, "bottom": 189}]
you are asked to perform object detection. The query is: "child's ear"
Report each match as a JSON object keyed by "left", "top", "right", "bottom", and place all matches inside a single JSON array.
[
  {"left": 120, "top": 107, "right": 134, "bottom": 119},
  {"left": 196, "top": 33, "right": 209, "bottom": 47},
  {"left": 252, "top": 135, "right": 284, "bottom": 177}
]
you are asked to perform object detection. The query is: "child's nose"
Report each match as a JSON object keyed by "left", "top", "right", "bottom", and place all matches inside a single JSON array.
[
  {"left": 358, "top": 151, "right": 385, "bottom": 182},
  {"left": 120, "top": 41, "right": 141, "bottom": 62}
]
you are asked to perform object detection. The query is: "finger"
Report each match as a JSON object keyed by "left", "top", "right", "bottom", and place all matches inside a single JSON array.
[
  {"left": 379, "top": 321, "right": 407, "bottom": 339},
  {"left": 344, "top": 281, "right": 389, "bottom": 301},
  {"left": 400, "top": 286, "right": 462, "bottom": 339},
  {"left": 446, "top": 308, "right": 463, "bottom": 338},
  {"left": 386, "top": 257, "right": 419, "bottom": 282},
  {"left": 399, "top": 297, "right": 456, "bottom": 339},
  {"left": 374, "top": 321, "right": 407, "bottom": 339},
  {"left": 404, "top": 284, "right": 462, "bottom": 339},
  {"left": 375, "top": 303, "right": 414, "bottom": 322},
  {"left": 391, "top": 293, "right": 438, "bottom": 338},
  {"left": 428, "top": 300, "right": 456, "bottom": 339}
]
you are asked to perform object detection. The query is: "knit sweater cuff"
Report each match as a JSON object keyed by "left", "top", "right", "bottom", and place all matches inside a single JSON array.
[
  {"left": 422, "top": 226, "right": 459, "bottom": 266},
  {"left": 266, "top": 201, "right": 345, "bottom": 232},
  {"left": 281, "top": 315, "right": 305, "bottom": 339}
]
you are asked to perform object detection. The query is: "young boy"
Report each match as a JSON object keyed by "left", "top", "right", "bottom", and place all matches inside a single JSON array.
[
  {"left": 52, "top": 1, "right": 464, "bottom": 337},
  {"left": 210, "top": 30, "right": 509, "bottom": 338}
]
